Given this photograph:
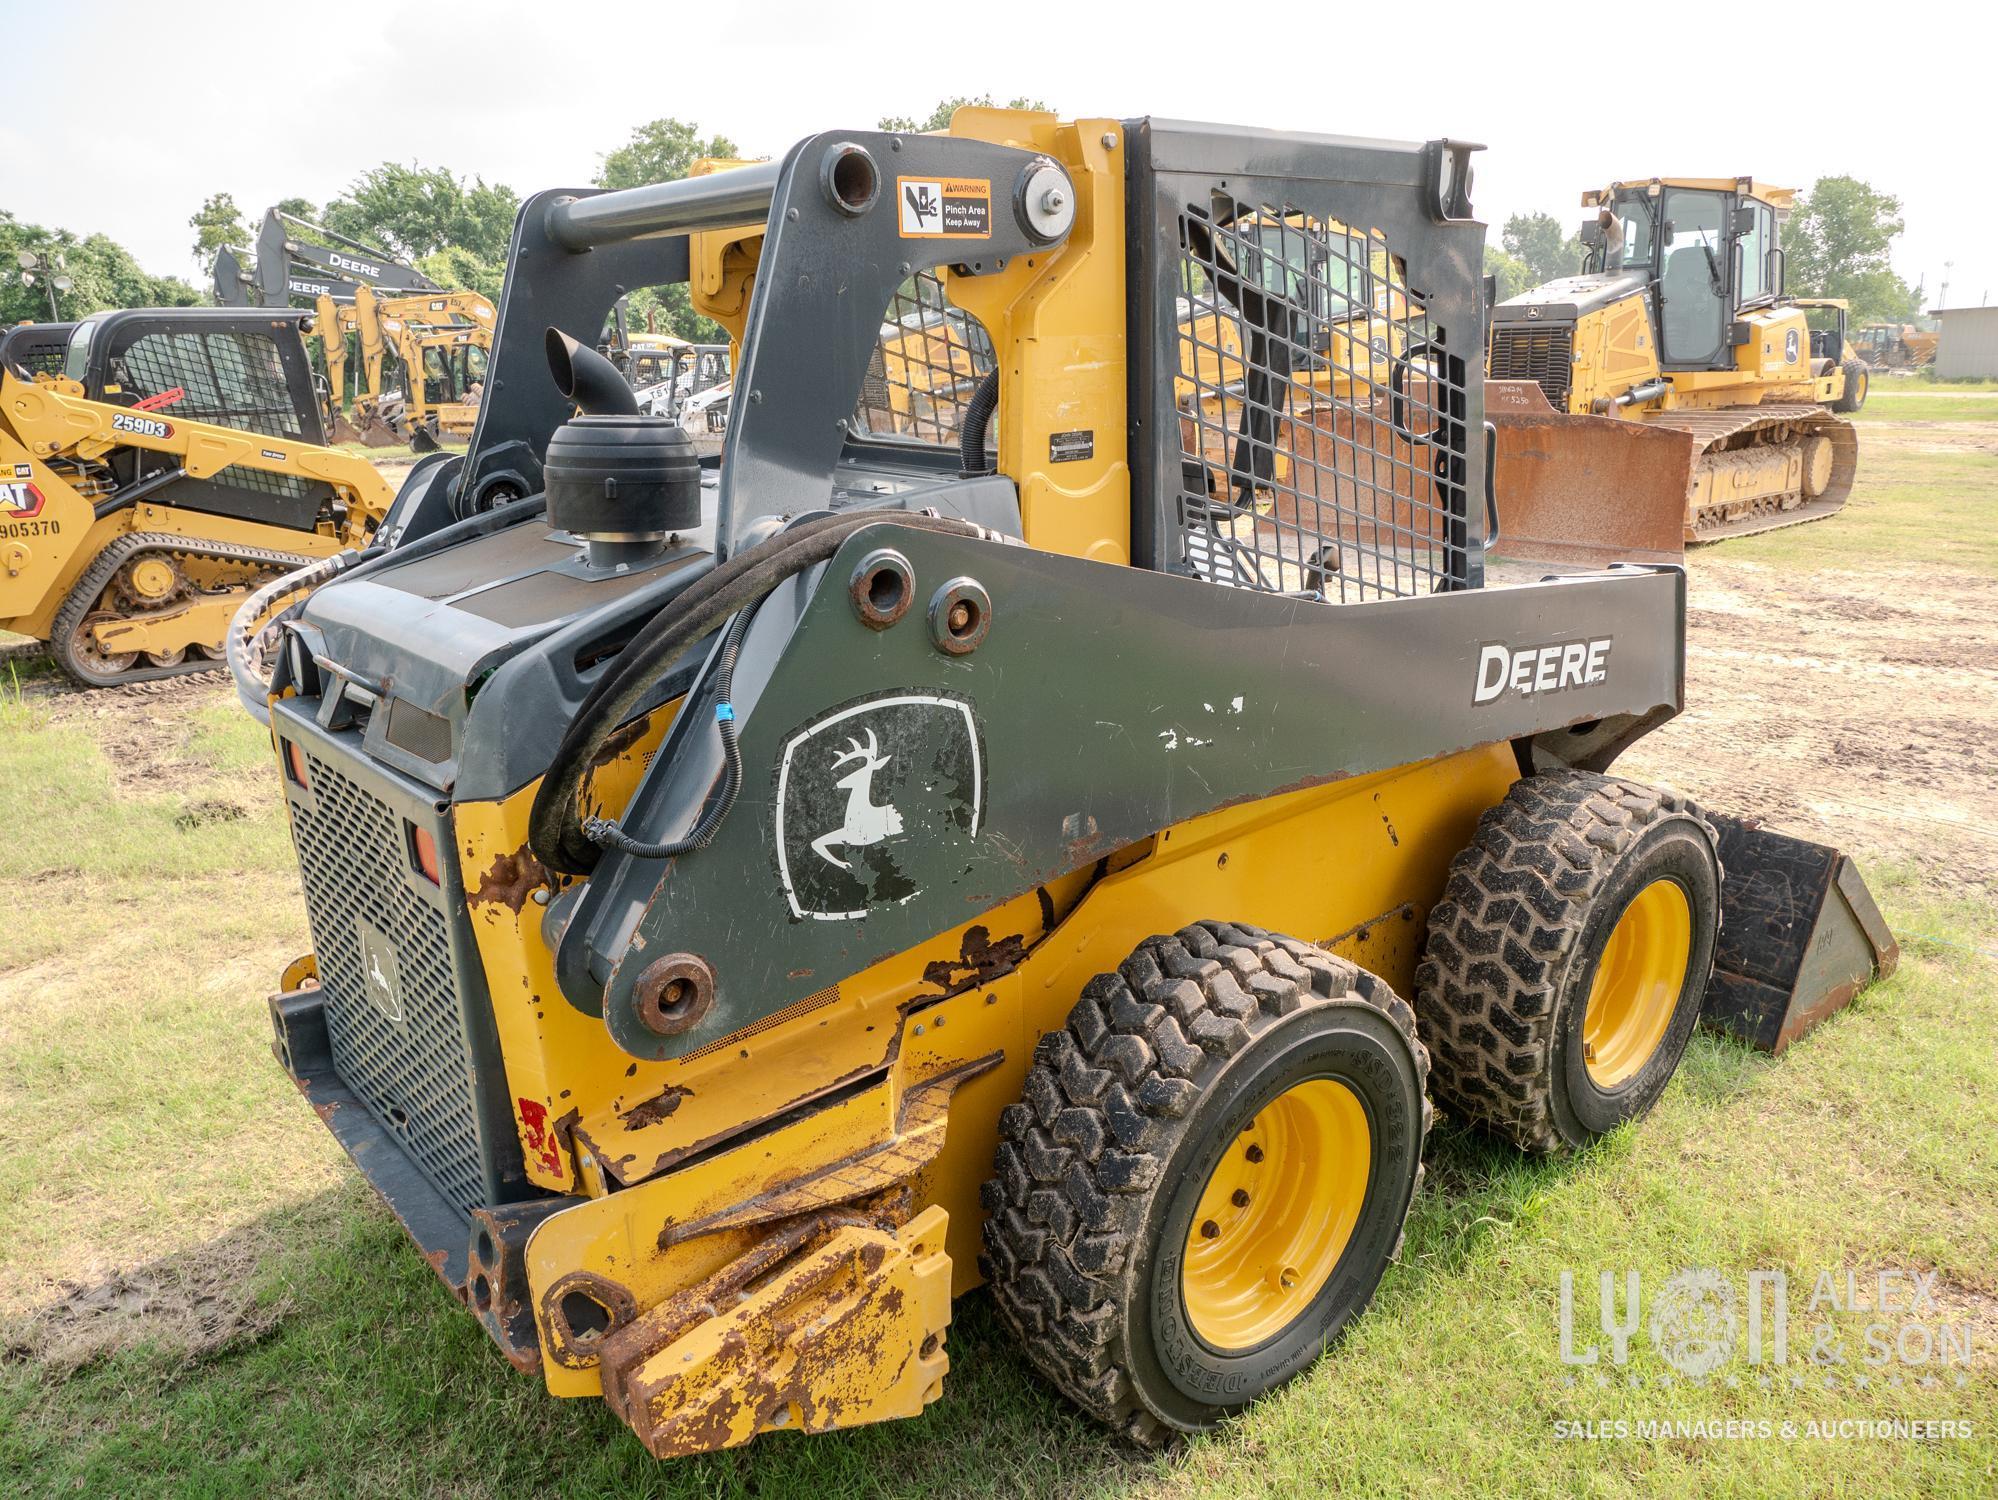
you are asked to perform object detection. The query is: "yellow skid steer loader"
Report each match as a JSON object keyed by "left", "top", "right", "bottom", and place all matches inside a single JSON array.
[{"left": 249, "top": 113, "right": 1896, "bottom": 1459}]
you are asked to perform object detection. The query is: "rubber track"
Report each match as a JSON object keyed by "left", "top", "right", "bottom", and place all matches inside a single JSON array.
[
  {"left": 979, "top": 920, "right": 1429, "bottom": 1445},
  {"left": 1412, "top": 770, "right": 1714, "bottom": 1154},
  {"left": 50, "top": 531, "right": 314, "bottom": 689}
]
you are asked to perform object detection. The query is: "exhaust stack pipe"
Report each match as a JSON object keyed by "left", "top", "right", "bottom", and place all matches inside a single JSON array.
[{"left": 546, "top": 327, "right": 639, "bottom": 417}]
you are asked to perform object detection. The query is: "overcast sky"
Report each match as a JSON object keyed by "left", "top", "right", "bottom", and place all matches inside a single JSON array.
[{"left": 6, "top": 0, "right": 1987, "bottom": 311}]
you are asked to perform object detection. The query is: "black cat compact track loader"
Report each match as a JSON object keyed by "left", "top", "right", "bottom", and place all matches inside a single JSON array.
[{"left": 249, "top": 109, "right": 1895, "bottom": 1459}]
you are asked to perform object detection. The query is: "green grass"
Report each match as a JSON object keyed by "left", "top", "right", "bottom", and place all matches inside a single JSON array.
[
  {"left": 2, "top": 443, "right": 1995, "bottom": 1495},
  {"left": 1854, "top": 391, "right": 1998, "bottom": 422},
  {"left": 1716, "top": 438, "right": 1998, "bottom": 577},
  {"left": 1890, "top": 371, "right": 1998, "bottom": 393}
]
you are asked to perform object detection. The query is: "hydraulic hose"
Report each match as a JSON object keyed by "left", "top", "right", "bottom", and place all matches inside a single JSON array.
[
  {"left": 959, "top": 370, "right": 999, "bottom": 476},
  {"left": 529, "top": 509, "right": 992, "bottom": 874},
  {"left": 227, "top": 547, "right": 384, "bottom": 725},
  {"left": 579, "top": 602, "right": 753, "bottom": 859}
]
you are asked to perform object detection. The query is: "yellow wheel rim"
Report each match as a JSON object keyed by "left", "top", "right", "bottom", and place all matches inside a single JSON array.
[
  {"left": 1180, "top": 1078, "right": 1371, "bottom": 1352},
  {"left": 1582, "top": 878, "right": 1692, "bottom": 1088}
]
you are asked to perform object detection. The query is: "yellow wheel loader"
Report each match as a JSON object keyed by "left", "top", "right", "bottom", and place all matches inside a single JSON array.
[
  {"left": 0, "top": 308, "right": 396, "bottom": 686},
  {"left": 1851, "top": 322, "right": 1935, "bottom": 371},
  {"left": 1486, "top": 178, "right": 1866, "bottom": 566},
  {"left": 249, "top": 113, "right": 1895, "bottom": 1458}
]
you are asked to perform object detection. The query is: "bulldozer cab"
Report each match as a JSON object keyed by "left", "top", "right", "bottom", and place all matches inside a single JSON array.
[
  {"left": 1587, "top": 180, "right": 1785, "bottom": 370},
  {"left": 56, "top": 307, "right": 336, "bottom": 532}
]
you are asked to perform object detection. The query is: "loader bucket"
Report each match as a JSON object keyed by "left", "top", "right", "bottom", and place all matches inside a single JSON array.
[
  {"left": 1486, "top": 379, "right": 1696, "bottom": 568},
  {"left": 360, "top": 412, "right": 404, "bottom": 448},
  {"left": 1701, "top": 814, "right": 1899, "bottom": 1056}
]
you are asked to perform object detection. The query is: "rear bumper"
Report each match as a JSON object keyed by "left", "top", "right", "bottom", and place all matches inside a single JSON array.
[{"left": 269, "top": 985, "right": 471, "bottom": 1289}]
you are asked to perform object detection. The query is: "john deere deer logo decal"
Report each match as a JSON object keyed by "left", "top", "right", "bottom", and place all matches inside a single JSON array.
[
  {"left": 776, "top": 694, "right": 985, "bottom": 921},
  {"left": 354, "top": 920, "right": 405, "bottom": 1025},
  {"left": 811, "top": 728, "right": 905, "bottom": 870}
]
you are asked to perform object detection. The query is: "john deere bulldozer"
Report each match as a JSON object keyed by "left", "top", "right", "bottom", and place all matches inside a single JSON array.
[
  {"left": 0, "top": 307, "right": 395, "bottom": 685},
  {"left": 248, "top": 112, "right": 1895, "bottom": 1458},
  {"left": 1487, "top": 177, "right": 1868, "bottom": 565}
]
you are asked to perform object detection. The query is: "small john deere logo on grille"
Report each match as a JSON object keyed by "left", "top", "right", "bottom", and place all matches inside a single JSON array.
[
  {"left": 774, "top": 694, "right": 984, "bottom": 922},
  {"left": 355, "top": 920, "right": 405, "bottom": 1025}
]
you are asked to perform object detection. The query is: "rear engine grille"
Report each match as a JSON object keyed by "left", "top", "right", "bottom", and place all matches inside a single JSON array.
[
  {"left": 288, "top": 748, "right": 486, "bottom": 1214},
  {"left": 1489, "top": 326, "right": 1574, "bottom": 411}
]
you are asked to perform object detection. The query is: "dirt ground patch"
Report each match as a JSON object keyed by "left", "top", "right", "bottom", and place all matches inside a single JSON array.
[
  {"left": 1618, "top": 425, "right": 1998, "bottom": 898},
  {"left": 29, "top": 670, "right": 234, "bottom": 798},
  {"left": 1867, "top": 419, "right": 1998, "bottom": 457},
  {"left": 2, "top": 1224, "right": 290, "bottom": 1373}
]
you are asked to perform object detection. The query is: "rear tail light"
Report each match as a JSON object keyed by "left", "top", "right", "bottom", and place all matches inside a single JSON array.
[{"left": 409, "top": 823, "right": 441, "bottom": 885}]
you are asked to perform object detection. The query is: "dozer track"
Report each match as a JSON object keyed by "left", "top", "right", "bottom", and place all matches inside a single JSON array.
[
  {"left": 1657, "top": 404, "right": 1858, "bottom": 546},
  {"left": 50, "top": 531, "right": 314, "bottom": 689}
]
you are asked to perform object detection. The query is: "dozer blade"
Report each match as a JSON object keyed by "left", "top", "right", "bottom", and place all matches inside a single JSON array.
[
  {"left": 1486, "top": 379, "right": 1697, "bottom": 568},
  {"left": 1702, "top": 815, "right": 1899, "bottom": 1056}
]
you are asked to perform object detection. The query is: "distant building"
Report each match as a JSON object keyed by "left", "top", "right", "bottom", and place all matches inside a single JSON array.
[{"left": 1931, "top": 306, "right": 1998, "bottom": 380}]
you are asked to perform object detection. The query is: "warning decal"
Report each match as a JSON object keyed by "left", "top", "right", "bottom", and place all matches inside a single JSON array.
[{"left": 897, "top": 177, "right": 992, "bottom": 239}]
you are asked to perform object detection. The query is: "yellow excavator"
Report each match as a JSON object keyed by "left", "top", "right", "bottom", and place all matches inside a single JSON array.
[
  {"left": 312, "top": 286, "right": 496, "bottom": 448},
  {"left": 1486, "top": 177, "right": 1867, "bottom": 565},
  {"left": 1, "top": 308, "right": 395, "bottom": 686}
]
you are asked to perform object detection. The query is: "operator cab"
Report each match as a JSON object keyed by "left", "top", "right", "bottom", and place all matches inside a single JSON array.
[
  {"left": 55, "top": 307, "right": 338, "bottom": 532},
  {"left": 1582, "top": 178, "right": 1788, "bottom": 369}
]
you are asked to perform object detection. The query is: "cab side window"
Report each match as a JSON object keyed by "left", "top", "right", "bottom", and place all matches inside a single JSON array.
[{"left": 1737, "top": 205, "right": 1771, "bottom": 306}]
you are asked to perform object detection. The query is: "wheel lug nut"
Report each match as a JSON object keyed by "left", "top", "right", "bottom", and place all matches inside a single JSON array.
[
  {"left": 1199, "top": 1219, "right": 1220, "bottom": 1239},
  {"left": 1245, "top": 1144, "right": 1264, "bottom": 1163},
  {"left": 1231, "top": 1189, "right": 1250, "bottom": 1208}
]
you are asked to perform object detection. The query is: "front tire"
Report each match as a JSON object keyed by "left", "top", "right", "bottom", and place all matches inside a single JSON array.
[
  {"left": 981, "top": 922, "right": 1429, "bottom": 1444},
  {"left": 1414, "top": 771, "right": 1720, "bottom": 1154}
]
